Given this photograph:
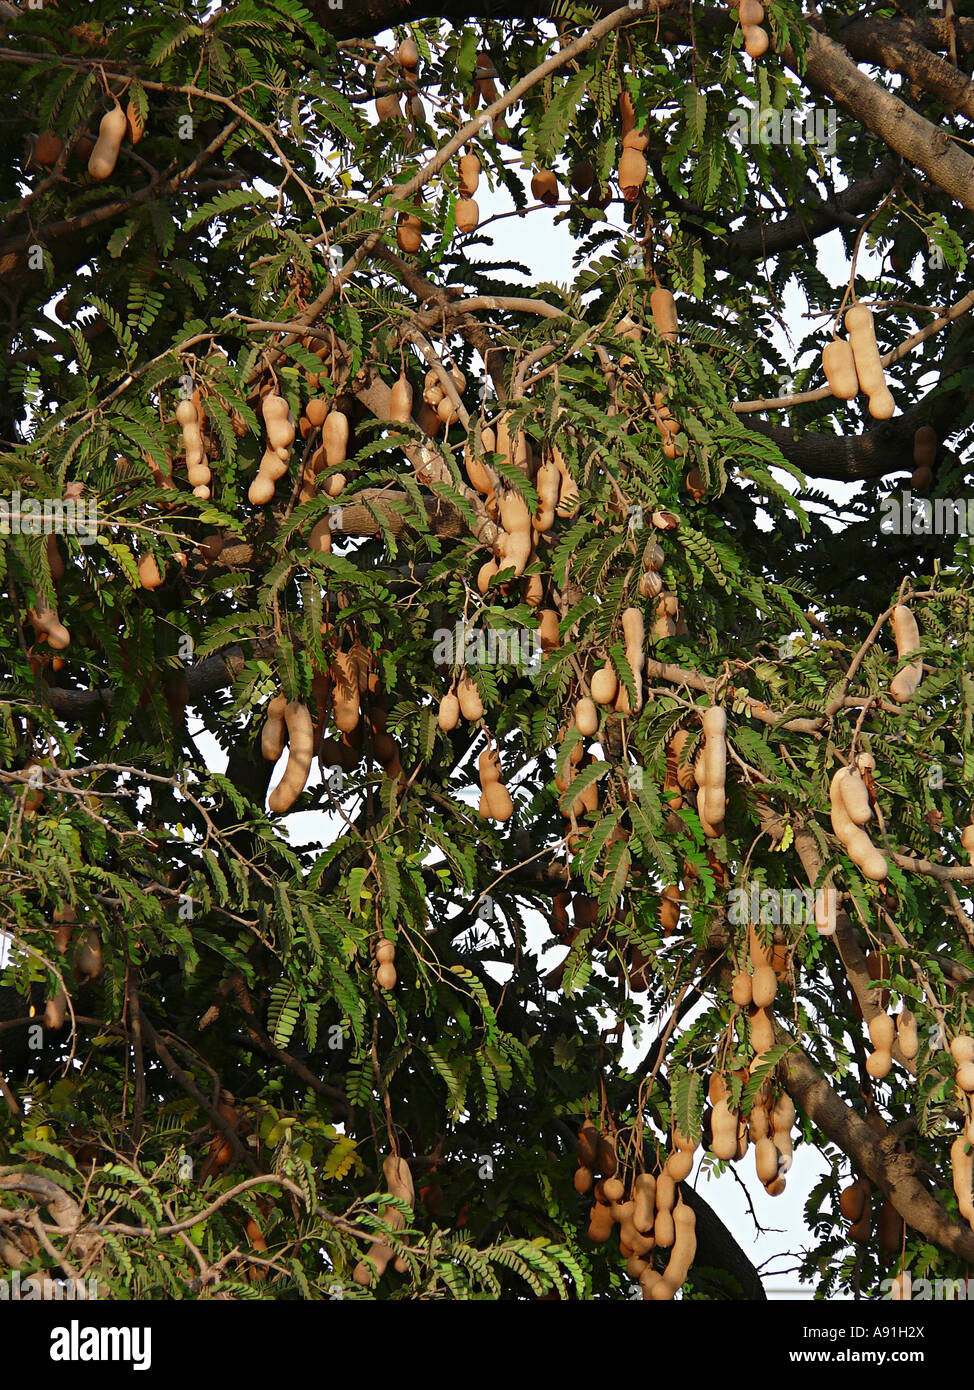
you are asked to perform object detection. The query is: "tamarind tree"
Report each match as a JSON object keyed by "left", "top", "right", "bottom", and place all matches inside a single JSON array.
[{"left": 1, "top": 0, "right": 973, "bottom": 1302}]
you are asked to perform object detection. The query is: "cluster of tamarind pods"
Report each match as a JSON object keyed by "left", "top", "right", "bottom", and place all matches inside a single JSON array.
[
  {"left": 42, "top": 904, "right": 104, "bottom": 1031},
  {"left": 352, "top": 1153, "right": 415, "bottom": 1286},
  {"left": 575, "top": 1120, "right": 697, "bottom": 1299}
]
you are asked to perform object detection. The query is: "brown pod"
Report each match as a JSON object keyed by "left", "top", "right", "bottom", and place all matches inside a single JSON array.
[
  {"left": 34, "top": 131, "right": 64, "bottom": 166},
  {"left": 650, "top": 288, "right": 678, "bottom": 344},
  {"left": 455, "top": 198, "right": 480, "bottom": 233},
  {"left": 389, "top": 372, "right": 413, "bottom": 424},
  {"left": 457, "top": 672, "right": 484, "bottom": 721},
  {"left": 396, "top": 214, "right": 422, "bottom": 253},
  {"left": 458, "top": 153, "right": 481, "bottom": 196},
  {"left": 137, "top": 552, "right": 164, "bottom": 590},
  {"left": 618, "top": 148, "right": 648, "bottom": 201},
  {"left": 531, "top": 168, "right": 559, "bottom": 206}
]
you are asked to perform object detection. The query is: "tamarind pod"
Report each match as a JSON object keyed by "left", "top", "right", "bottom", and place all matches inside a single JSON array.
[
  {"left": 538, "top": 608, "right": 560, "bottom": 653},
  {"left": 477, "top": 558, "right": 499, "bottom": 596},
  {"left": 573, "top": 1164, "right": 594, "bottom": 1195},
  {"left": 267, "top": 701, "right": 314, "bottom": 813},
  {"left": 845, "top": 304, "right": 888, "bottom": 404},
  {"left": 388, "top": 372, "right": 414, "bottom": 425},
  {"left": 137, "top": 552, "right": 164, "bottom": 591},
  {"left": 764, "top": 1175, "right": 787, "bottom": 1196},
  {"left": 638, "top": 569, "right": 663, "bottom": 601},
  {"left": 839, "top": 1177, "right": 868, "bottom": 1223},
  {"left": 701, "top": 704, "right": 726, "bottom": 810},
  {"left": 602, "top": 1176, "right": 625, "bottom": 1204},
  {"left": 743, "top": 25, "right": 770, "bottom": 57},
  {"left": 577, "top": 1120, "right": 599, "bottom": 1169},
  {"left": 618, "top": 148, "right": 648, "bottom": 201},
  {"left": 739, "top": 0, "right": 764, "bottom": 23},
  {"left": 375, "top": 961, "right": 400, "bottom": 995},
  {"left": 895, "top": 1006, "right": 918, "bottom": 1061},
  {"left": 531, "top": 168, "right": 559, "bottom": 205},
  {"left": 867, "top": 386, "right": 895, "bottom": 420},
  {"left": 913, "top": 425, "right": 936, "bottom": 469},
  {"left": 261, "top": 693, "right": 288, "bottom": 761},
  {"left": 632, "top": 1173, "right": 656, "bottom": 1234},
  {"left": 829, "top": 771, "right": 887, "bottom": 879},
  {"left": 457, "top": 672, "right": 483, "bottom": 721},
  {"left": 375, "top": 939, "right": 396, "bottom": 966},
  {"left": 331, "top": 652, "right": 360, "bottom": 734},
  {"left": 669, "top": 730, "right": 695, "bottom": 791},
  {"left": 28, "top": 605, "right": 70, "bottom": 650},
  {"left": 650, "top": 288, "right": 678, "bottom": 344},
  {"left": 820, "top": 339, "right": 860, "bottom": 400},
  {"left": 748, "top": 1102, "right": 770, "bottom": 1143},
  {"left": 76, "top": 929, "right": 103, "bottom": 983},
  {"left": 44, "top": 988, "right": 68, "bottom": 1030},
  {"left": 478, "top": 747, "right": 502, "bottom": 787},
  {"left": 595, "top": 1136, "right": 617, "bottom": 1180},
  {"left": 574, "top": 697, "right": 598, "bottom": 738},
  {"left": 750, "top": 964, "right": 777, "bottom": 1010},
  {"left": 750, "top": 1005, "right": 774, "bottom": 1054},
  {"left": 665, "top": 1149, "right": 694, "bottom": 1183},
  {"left": 654, "top": 1171, "right": 676, "bottom": 1248},
  {"left": 465, "top": 438, "right": 494, "bottom": 496},
  {"left": 498, "top": 491, "right": 533, "bottom": 576},
  {"left": 625, "top": 1253, "right": 651, "bottom": 1281},
  {"left": 590, "top": 662, "right": 618, "bottom": 706},
  {"left": 437, "top": 692, "right": 460, "bottom": 732},
  {"left": 710, "top": 1100, "right": 739, "bottom": 1161},
  {"left": 587, "top": 1200, "right": 614, "bottom": 1243},
  {"left": 955, "top": 1061, "right": 974, "bottom": 1092},
  {"left": 849, "top": 1207, "right": 871, "bottom": 1243},
  {"left": 889, "top": 604, "right": 922, "bottom": 703},
  {"left": 755, "top": 1136, "right": 778, "bottom": 1184},
  {"left": 869, "top": 1012, "right": 895, "bottom": 1052},
  {"left": 651, "top": 1199, "right": 696, "bottom": 1300},
  {"left": 963, "top": 825, "right": 974, "bottom": 860},
  {"left": 814, "top": 884, "right": 837, "bottom": 935},
  {"left": 642, "top": 540, "right": 665, "bottom": 571},
  {"left": 458, "top": 153, "right": 481, "bottom": 196},
  {"left": 396, "top": 215, "right": 422, "bottom": 253},
  {"left": 88, "top": 103, "right": 127, "bottom": 180},
  {"left": 659, "top": 885, "right": 680, "bottom": 933},
  {"left": 382, "top": 1154, "right": 415, "bottom": 1207},
  {"left": 455, "top": 198, "right": 480, "bottom": 234},
  {"left": 483, "top": 781, "right": 514, "bottom": 822},
  {"left": 949, "top": 1035, "right": 974, "bottom": 1064},
  {"left": 865, "top": 1048, "right": 892, "bottom": 1079},
  {"left": 321, "top": 410, "right": 349, "bottom": 467},
  {"left": 835, "top": 766, "right": 872, "bottom": 827},
  {"left": 555, "top": 472, "right": 579, "bottom": 517},
  {"left": 533, "top": 460, "right": 560, "bottom": 530},
  {"left": 730, "top": 971, "right": 753, "bottom": 1007},
  {"left": 951, "top": 1134, "right": 974, "bottom": 1231},
  {"left": 33, "top": 131, "right": 64, "bottom": 166}
]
